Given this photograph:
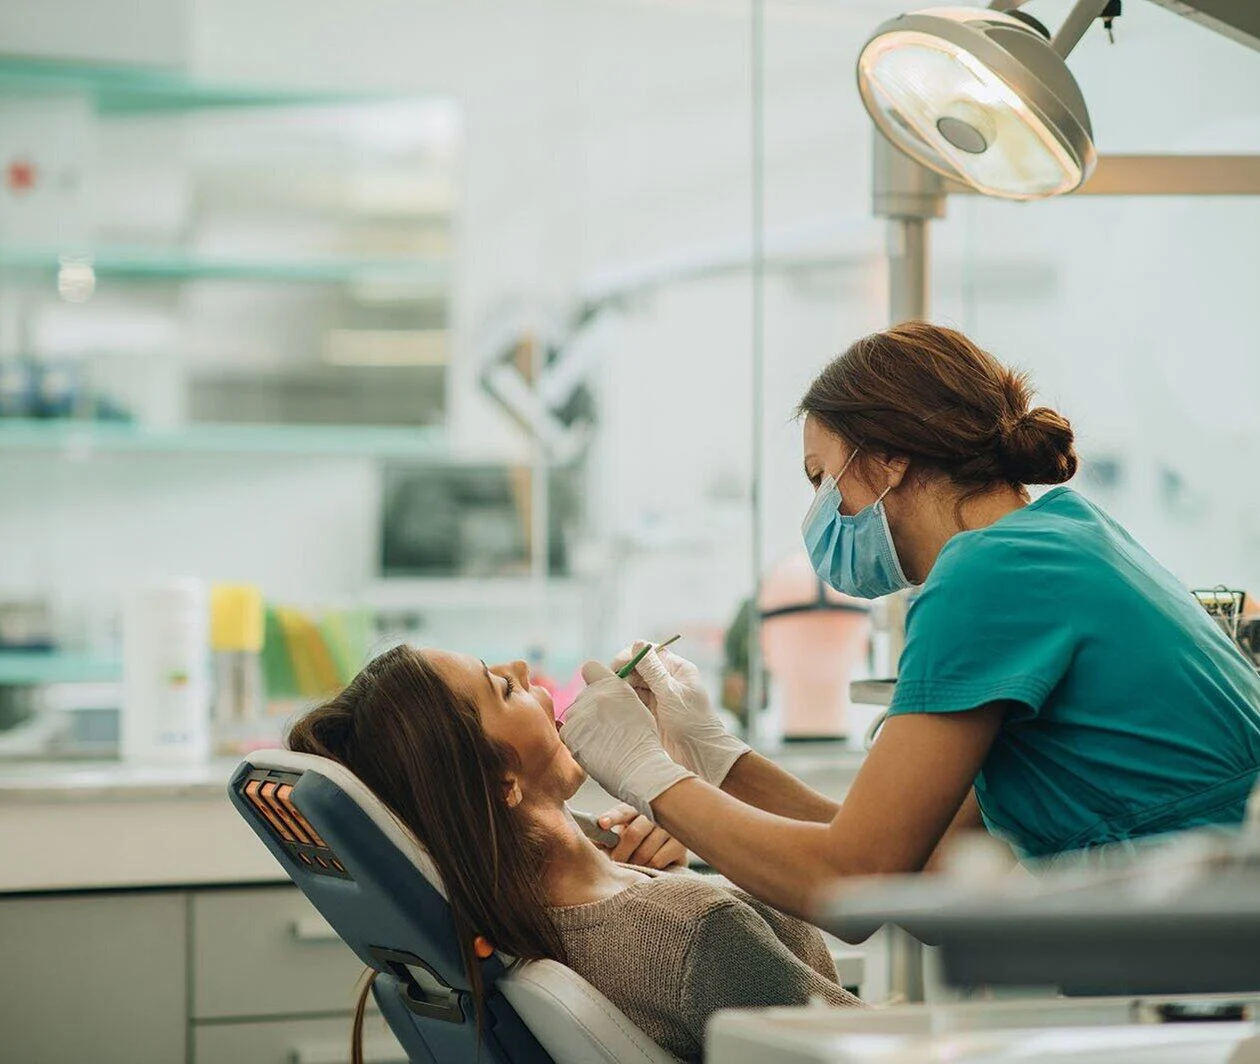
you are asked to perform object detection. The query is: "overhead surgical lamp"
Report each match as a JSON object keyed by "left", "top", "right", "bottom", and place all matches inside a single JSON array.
[{"left": 857, "top": 4, "right": 1104, "bottom": 200}]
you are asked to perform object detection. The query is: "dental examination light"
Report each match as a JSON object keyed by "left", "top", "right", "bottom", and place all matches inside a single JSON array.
[{"left": 857, "top": 3, "right": 1107, "bottom": 200}]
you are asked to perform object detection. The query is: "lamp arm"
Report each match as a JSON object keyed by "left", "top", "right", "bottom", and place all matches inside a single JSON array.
[{"left": 1050, "top": 0, "right": 1115, "bottom": 57}]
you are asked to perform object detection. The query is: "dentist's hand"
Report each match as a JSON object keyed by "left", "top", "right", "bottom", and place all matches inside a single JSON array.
[
  {"left": 560, "top": 661, "right": 695, "bottom": 820},
  {"left": 614, "top": 644, "right": 750, "bottom": 788}
]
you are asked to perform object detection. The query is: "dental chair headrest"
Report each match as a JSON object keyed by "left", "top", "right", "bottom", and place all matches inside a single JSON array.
[{"left": 241, "top": 748, "right": 448, "bottom": 897}]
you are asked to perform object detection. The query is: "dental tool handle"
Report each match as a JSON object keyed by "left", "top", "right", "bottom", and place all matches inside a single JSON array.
[
  {"left": 616, "top": 644, "right": 654, "bottom": 679},
  {"left": 572, "top": 809, "right": 622, "bottom": 848}
]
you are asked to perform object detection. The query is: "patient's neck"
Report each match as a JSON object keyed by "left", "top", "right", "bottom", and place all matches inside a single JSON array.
[{"left": 527, "top": 801, "right": 647, "bottom": 908}]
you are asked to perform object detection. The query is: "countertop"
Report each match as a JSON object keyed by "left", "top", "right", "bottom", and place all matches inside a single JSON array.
[
  {"left": 0, "top": 743, "right": 865, "bottom": 894},
  {"left": 0, "top": 740, "right": 866, "bottom": 803},
  {"left": 0, "top": 758, "right": 243, "bottom": 803}
]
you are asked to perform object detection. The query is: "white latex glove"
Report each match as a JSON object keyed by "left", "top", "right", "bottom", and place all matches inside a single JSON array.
[
  {"left": 615, "top": 644, "right": 750, "bottom": 788},
  {"left": 560, "top": 661, "right": 695, "bottom": 820}
]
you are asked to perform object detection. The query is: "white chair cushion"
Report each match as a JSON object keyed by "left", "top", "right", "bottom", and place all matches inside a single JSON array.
[{"left": 501, "top": 960, "right": 680, "bottom": 1064}]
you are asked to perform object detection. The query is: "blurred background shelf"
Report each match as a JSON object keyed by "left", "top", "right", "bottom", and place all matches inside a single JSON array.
[
  {"left": 0, "top": 420, "right": 454, "bottom": 459},
  {"left": 0, "top": 247, "right": 447, "bottom": 289},
  {"left": 0, "top": 55, "right": 384, "bottom": 115},
  {"left": 0, "top": 652, "right": 122, "bottom": 686},
  {"left": 365, "top": 577, "right": 587, "bottom": 612}
]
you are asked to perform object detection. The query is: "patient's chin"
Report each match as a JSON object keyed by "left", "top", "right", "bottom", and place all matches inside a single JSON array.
[{"left": 560, "top": 760, "right": 587, "bottom": 798}]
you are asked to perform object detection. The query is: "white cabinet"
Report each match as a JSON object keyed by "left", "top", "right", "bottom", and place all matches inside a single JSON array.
[
  {"left": 195, "top": 1014, "right": 409, "bottom": 1064},
  {"left": 0, "top": 883, "right": 405, "bottom": 1063},
  {"left": 192, "top": 886, "right": 369, "bottom": 1019},
  {"left": 0, "top": 891, "right": 187, "bottom": 1064}
]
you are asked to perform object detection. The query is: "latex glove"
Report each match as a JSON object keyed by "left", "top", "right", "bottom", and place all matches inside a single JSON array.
[
  {"left": 596, "top": 802, "right": 689, "bottom": 869},
  {"left": 616, "top": 643, "right": 750, "bottom": 788},
  {"left": 560, "top": 661, "right": 695, "bottom": 820}
]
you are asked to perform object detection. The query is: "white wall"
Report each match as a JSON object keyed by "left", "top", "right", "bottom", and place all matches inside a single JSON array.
[{"left": 3, "top": 0, "right": 1259, "bottom": 675}]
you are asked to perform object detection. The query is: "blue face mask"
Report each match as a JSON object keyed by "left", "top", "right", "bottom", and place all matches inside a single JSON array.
[{"left": 801, "top": 452, "right": 913, "bottom": 599}]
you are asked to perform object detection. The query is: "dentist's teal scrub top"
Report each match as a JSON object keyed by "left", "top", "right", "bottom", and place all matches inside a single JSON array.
[{"left": 887, "top": 487, "right": 1260, "bottom": 859}]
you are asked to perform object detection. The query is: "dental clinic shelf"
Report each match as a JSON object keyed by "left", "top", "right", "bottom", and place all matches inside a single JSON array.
[
  {"left": 0, "top": 421, "right": 452, "bottom": 460},
  {"left": 0, "top": 652, "right": 122, "bottom": 686},
  {"left": 0, "top": 247, "right": 447, "bottom": 289},
  {"left": 0, "top": 55, "right": 390, "bottom": 115}
]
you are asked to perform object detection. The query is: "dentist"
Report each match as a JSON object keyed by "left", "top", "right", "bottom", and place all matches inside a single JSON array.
[{"left": 562, "top": 322, "right": 1260, "bottom": 918}]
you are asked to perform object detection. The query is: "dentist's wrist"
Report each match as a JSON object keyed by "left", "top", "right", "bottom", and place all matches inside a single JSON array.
[
  {"left": 674, "top": 731, "right": 751, "bottom": 788},
  {"left": 618, "top": 752, "right": 696, "bottom": 821}
]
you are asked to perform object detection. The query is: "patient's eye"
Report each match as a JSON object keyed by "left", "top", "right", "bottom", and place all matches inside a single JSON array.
[{"left": 502, "top": 675, "right": 515, "bottom": 699}]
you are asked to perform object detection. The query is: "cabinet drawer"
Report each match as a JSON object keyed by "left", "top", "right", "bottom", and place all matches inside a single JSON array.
[
  {"left": 193, "top": 886, "right": 368, "bottom": 1019},
  {"left": 194, "top": 1014, "right": 407, "bottom": 1064},
  {"left": 0, "top": 892, "right": 186, "bottom": 1064}
]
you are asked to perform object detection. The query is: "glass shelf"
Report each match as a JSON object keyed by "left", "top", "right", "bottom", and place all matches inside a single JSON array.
[
  {"left": 0, "top": 247, "right": 447, "bottom": 288},
  {"left": 0, "top": 420, "right": 452, "bottom": 459},
  {"left": 365, "top": 577, "right": 586, "bottom": 611},
  {"left": 0, "top": 652, "right": 121, "bottom": 686},
  {"left": 0, "top": 55, "right": 385, "bottom": 115}
]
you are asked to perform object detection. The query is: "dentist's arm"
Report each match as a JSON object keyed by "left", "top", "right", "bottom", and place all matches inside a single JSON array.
[
  {"left": 563, "top": 665, "right": 1004, "bottom": 919},
  {"left": 649, "top": 707, "right": 1003, "bottom": 916},
  {"left": 719, "top": 751, "right": 839, "bottom": 823}
]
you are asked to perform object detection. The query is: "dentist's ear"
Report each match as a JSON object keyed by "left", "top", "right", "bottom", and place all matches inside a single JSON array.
[
  {"left": 504, "top": 777, "right": 523, "bottom": 809},
  {"left": 883, "top": 455, "right": 910, "bottom": 491}
]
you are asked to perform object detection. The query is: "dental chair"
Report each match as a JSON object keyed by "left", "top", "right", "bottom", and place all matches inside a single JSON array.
[{"left": 229, "top": 749, "right": 679, "bottom": 1064}]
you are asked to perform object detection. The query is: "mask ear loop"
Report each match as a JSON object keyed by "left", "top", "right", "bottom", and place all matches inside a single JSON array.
[{"left": 833, "top": 445, "right": 862, "bottom": 486}]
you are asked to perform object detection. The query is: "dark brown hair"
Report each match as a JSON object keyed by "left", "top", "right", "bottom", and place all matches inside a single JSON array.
[
  {"left": 286, "top": 645, "right": 565, "bottom": 1057},
  {"left": 798, "top": 322, "right": 1077, "bottom": 490}
]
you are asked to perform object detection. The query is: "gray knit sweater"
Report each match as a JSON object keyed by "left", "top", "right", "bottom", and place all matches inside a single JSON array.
[{"left": 547, "top": 868, "right": 860, "bottom": 1061}]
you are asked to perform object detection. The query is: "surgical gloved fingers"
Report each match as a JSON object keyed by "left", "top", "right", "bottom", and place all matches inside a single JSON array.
[
  {"left": 632, "top": 646, "right": 676, "bottom": 696},
  {"left": 657, "top": 647, "right": 702, "bottom": 685},
  {"left": 580, "top": 659, "right": 617, "bottom": 685},
  {"left": 609, "top": 813, "right": 655, "bottom": 863},
  {"left": 609, "top": 641, "right": 650, "bottom": 674}
]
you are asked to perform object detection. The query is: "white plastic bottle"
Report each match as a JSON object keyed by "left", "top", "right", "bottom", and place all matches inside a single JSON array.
[{"left": 121, "top": 578, "right": 211, "bottom": 764}]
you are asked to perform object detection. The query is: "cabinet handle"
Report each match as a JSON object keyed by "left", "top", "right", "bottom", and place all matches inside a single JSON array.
[
  {"left": 291, "top": 1038, "right": 408, "bottom": 1064},
  {"left": 289, "top": 914, "right": 341, "bottom": 942}
]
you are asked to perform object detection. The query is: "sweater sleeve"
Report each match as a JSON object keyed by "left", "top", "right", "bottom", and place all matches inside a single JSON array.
[
  {"left": 678, "top": 898, "right": 859, "bottom": 1048},
  {"left": 730, "top": 890, "right": 842, "bottom": 984}
]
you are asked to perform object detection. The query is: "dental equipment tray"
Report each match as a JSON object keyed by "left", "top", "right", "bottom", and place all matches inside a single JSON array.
[{"left": 818, "top": 837, "right": 1260, "bottom": 996}]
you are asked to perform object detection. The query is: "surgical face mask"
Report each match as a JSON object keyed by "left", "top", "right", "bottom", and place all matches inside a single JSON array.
[{"left": 801, "top": 453, "right": 913, "bottom": 599}]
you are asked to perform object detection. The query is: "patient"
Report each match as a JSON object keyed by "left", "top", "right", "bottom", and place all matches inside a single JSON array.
[{"left": 287, "top": 644, "right": 860, "bottom": 1062}]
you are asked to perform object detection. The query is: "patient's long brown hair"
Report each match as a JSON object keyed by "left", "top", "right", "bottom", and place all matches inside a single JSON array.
[{"left": 286, "top": 645, "right": 566, "bottom": 1053}]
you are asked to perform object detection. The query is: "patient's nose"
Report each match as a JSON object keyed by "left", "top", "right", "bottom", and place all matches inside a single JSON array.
[{"left": 510, "top": 659, "right": 530, "bottom": 686}]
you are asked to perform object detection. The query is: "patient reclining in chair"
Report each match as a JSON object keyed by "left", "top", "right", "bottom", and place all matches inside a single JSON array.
[{"left": 287, "top": 645, "right": 860, "bottom": 1061}]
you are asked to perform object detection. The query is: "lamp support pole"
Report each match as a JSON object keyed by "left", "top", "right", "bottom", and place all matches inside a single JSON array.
[
  {"left": 1052, "top": 0, "right": 1115, "bottom": 58},
  {"left": 871, "top": 129, "right": 945, "bottom": 673},
  {"left": 873, "top": 131, "right": 946, "bottom": 328},
  {"left": 868, "top": 130, "right": 946, "bottom": 1006}
]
